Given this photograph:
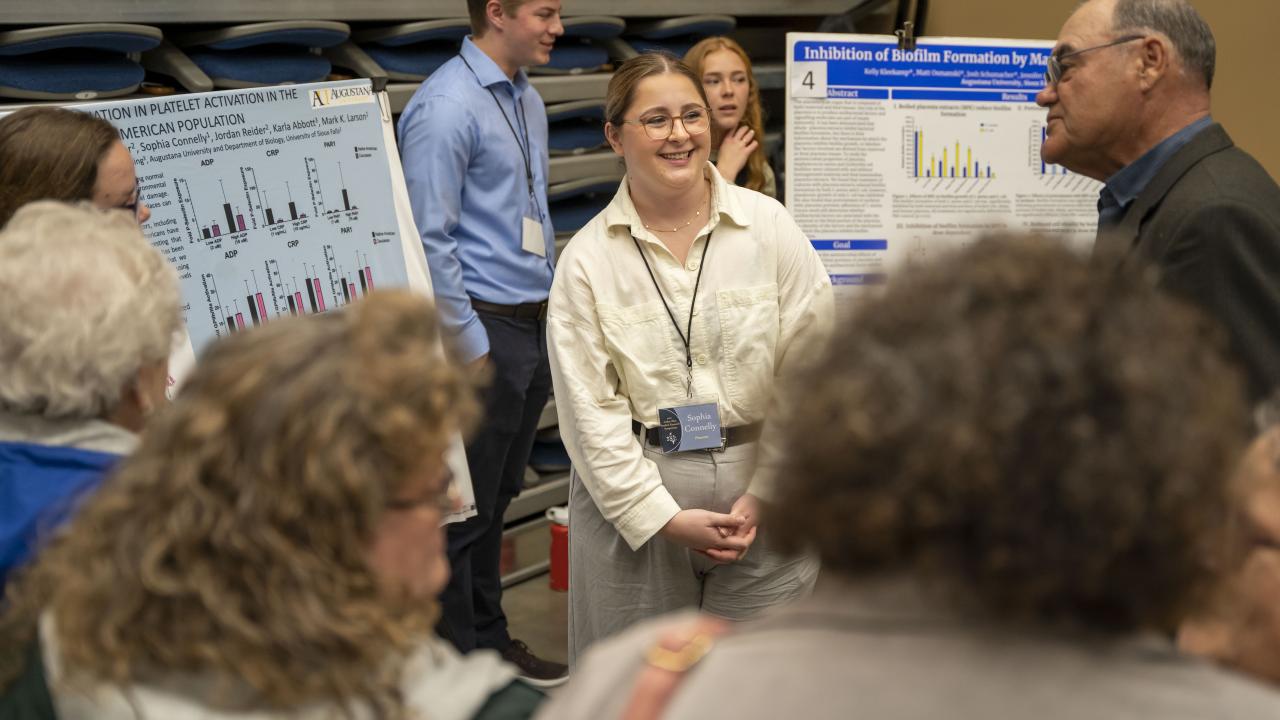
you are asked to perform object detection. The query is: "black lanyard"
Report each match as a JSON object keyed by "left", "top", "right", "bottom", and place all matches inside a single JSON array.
[
  {"left": 632, "top": 232, "right": 713, "bottom": 398},
  {"left": 459, "top": 54, "right": 539, "bottom": 215}
]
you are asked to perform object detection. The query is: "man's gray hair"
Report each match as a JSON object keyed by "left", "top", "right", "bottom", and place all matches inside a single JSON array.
[
  {"left": 0, "top": 201, "right": 182, "bottom": 419},
  {"left": 1112, "top": 0, "right": 1216, "bottom": 89}
]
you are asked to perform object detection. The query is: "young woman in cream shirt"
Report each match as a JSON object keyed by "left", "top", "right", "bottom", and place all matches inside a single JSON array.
[{"left": 547, "top": 52, "right": 832, "bottom": 664}]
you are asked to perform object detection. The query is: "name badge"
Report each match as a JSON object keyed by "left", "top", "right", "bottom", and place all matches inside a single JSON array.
[
  {"left": 522, "top": 215, "right": 547, "bottom": 257},
  {"left": 656, "top": 398, "right": 723, "bottom": 453}
]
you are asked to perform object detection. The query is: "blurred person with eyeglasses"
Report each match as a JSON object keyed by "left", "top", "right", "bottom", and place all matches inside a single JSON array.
[
  {"left": 0, "top": 290, "right": 552, "bottom": 720},
  {"left": 0, "top": 107, "right": 150, "bottom": 227},
  {"left": 1181, "top": 391, "right": 1280, "bottom": 686},
  {"left": 547, "top": 52, "right": 833, "bottom": 664},
  {"left": 1037, "top": 0, "right": 1280, "bottom": 403}
]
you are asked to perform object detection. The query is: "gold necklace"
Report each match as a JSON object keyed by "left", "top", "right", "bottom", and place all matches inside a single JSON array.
[
  {"left": 640, "top": 188, "right": 710, "bottom": 233},
  {"left": 643, "top": 208, "right": 701, "bottom": 233}
]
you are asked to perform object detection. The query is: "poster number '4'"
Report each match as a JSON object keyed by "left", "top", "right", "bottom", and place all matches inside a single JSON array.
[{"left": 790, "top": 61, "right": 826, "bottom": 98}]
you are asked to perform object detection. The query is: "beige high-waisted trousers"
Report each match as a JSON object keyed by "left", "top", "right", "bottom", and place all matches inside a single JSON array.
[{"left": 567, "top": 436, "right": 818, "bottom": 666}]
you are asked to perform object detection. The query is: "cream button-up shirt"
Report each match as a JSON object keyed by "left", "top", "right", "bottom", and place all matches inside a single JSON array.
[{"left": 548, "top": 164, "right": 833, "bottom": 550}]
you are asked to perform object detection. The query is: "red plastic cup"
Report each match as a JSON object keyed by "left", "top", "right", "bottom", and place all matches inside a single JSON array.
[{"left": 547, "top": 506, "right": 569, "bottom": 592}]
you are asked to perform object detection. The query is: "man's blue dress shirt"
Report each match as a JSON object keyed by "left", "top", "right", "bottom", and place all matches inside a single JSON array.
[
  {"left": 1097, "top": 116, "right": 1214, "bottom": 232},
  {"left": 398, "top": 38, "right": 556, "bottom": 361}
]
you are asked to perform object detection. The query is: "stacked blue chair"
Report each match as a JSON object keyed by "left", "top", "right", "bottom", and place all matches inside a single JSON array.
[
  {"left": 548, "top": 174, "right": 622, "bottom": 259},
  {"left": 530, "top": 432, "right": 572, "bottom": 474},
  {"left": 546, "top": 98, "right": 607, "bottom": 157},
  {"left": 539, "top": 16, "right": 625, "bottom": 258},
  {"left": 531, "top": 16, "right": 624, "bottom": 76},
  {"left": 623, "top": 15, "right": 736, "bottom": 58},
  {"left": 0, "top": 24, "right": 162, "bottom": 100},
  {"left": 171, "top": 21, "right": 350, "bottom": 88},
  {"left": 353, "top": 19, "right": 471, "bottom": 82}
]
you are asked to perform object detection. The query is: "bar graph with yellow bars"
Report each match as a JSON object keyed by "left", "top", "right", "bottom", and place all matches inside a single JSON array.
[{"left": 910, "top": 127, "right": 994, "bottom": 180}]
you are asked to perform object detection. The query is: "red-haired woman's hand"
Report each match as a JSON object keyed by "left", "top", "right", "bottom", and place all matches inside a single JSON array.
[{"left": 715, "top": 126, "right": 758, "bottom": 184}]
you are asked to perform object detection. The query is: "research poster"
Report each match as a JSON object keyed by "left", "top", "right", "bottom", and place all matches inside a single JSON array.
[
  {"left": 81, "top": 80, "right": 411, "bottom": 353},
  {"left": 67, "top": 81, "right": 476, "bottom": 520},
  {"left": 786, "top": 34, "right": 1102, "bottom": 310}
]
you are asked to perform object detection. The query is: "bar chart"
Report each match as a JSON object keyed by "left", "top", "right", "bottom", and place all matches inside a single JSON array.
[
  {"left": 1032, "top": 123, "right": 1069, "bottom": 176},
  {"left": 319, "top": 245, "right": 376, "bottom": 306},
  {"left": 202, "top": 271, "right": 273, "bottom": 333},
  {"left": 173, "top": 177, "right": 253, "bottom": 241},
  {"left": 335, "top": 162, "right": 358, "bottom": 214},
  {"left": 304, "top": 157, "right": 359, "bottom": 217},
  {"left": 1028, "top": 122, "right": 1102, "bottom": 193},
  {"left": 203, "top": 273, "right": 247, "bottom": 334},
  {"left": 296, "top": 267, "right": 328, "bottom": 314},
  {"left": 262, "top": 182, "right": 307, "bottom": 226},
  {"left": 903, "top": 118, "right": 995, "bottom": 181},
  {"left": 341, "top": 250, "right": 376, "bottom": 301}
]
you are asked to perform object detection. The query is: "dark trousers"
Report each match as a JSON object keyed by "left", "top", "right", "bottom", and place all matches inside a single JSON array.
[{"left": 438, "top": 311, "right": 551, "bottom": 653}]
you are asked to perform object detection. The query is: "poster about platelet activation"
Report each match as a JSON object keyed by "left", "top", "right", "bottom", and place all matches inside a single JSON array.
[
  {"left": 786, "top": 33, "right": 1102, "bottom": 311},
  {"left": 74, "top": 80, "right": 475, "bottom": 521},
  {"left": 82, "top": 80, "right": 411, "bottom": 354}
]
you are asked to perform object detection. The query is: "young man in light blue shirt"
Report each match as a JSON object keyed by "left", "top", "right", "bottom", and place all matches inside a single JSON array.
[{"left": 398, "top": 0, "right": 565, "bottom": 685}]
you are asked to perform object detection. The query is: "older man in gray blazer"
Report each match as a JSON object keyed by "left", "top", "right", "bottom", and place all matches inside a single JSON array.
[{"left": 1036, "top": 0, "right": 1280, "bottom": 402}]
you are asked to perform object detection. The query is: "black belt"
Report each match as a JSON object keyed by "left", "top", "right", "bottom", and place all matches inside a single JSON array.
[
  {"left": 632, "top": 419, "right": 763, "bottom": 450},
  {"left": 470, "top": 298, "right": 548, "bottom": 320}
]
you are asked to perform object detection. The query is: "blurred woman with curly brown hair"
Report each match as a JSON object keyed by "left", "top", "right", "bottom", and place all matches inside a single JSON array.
[
  {"left": 0, "top": 291, "right": 546, "bottom": 720},
  {"left": 541, "top": 236, "right": 1280, "bottom": 719}
]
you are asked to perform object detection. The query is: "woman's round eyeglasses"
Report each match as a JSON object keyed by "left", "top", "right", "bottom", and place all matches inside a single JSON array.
[{"left": 621, "top": 107, "right": 711, "bottom": 140}]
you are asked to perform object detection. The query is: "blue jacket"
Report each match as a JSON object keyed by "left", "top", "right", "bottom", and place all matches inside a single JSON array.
[{"left": 0, "top": 441, "right": 119, "bottom": 587}]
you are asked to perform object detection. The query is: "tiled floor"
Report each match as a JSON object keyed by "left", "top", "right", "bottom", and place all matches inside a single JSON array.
[{"left": 504, "top": 572, "right": 569, "bottom": 665}]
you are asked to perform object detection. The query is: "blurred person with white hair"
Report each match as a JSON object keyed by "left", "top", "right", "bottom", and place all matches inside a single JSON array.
[{"left": 0, "top": 201, "right": 181, "bottom": 589}]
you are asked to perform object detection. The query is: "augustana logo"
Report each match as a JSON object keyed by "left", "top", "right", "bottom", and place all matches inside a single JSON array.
[{"left": 310, "top": 86, "right": 374, "bottom": 109}]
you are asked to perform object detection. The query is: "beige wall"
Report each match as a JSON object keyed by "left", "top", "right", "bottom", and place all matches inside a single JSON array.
[{"left": 926, "top": 0, "right": 1278, "bottom": 180}]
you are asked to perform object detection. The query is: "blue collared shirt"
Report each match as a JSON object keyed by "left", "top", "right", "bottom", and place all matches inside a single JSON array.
[
  {"left": 1097, "top": 116, "right": 1213, "bottom": 231},
  {"left": 398, "top": 37, "right": 555, "bottom": 361}
]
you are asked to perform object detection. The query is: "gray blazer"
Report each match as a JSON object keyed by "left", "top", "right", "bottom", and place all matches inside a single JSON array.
[
  {"left": 540, "top": 576, "right": 1280, "bottom": 719},
  {"left": 1094, "top": 123, "right": 1280, "bottom": 402}
]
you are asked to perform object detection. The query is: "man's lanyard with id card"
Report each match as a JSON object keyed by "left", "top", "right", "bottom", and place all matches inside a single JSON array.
[
  {"left": 632, "top": 232, "right": 724, "bottom": 453},
  {"left": 459, "top": 55, "right": 548, "bottom": 258}
]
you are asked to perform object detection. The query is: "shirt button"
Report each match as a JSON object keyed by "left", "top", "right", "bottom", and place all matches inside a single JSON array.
[
  {"left": 696, "top": 354, "right": 708, "bottom": 365},
  {"left": 688, "top": 261, "right": 700, "bottom": 271}
]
